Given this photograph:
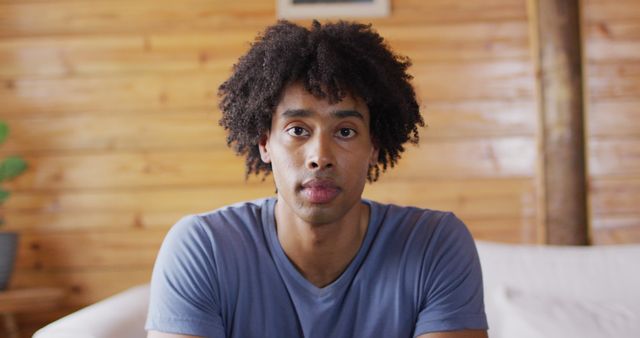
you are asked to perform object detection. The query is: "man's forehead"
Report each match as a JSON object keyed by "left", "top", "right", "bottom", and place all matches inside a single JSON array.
[
  {"left": 279, "top": 82, "right": 365, "bottom": 104},
  {"left": 275, "top": 83, "right": 369, "bottom": 120}
]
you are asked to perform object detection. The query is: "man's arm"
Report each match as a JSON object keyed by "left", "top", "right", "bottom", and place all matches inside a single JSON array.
[
  {"left": 418, "top": 330, "right": 488, "bottom": 338},
  {"left": 148, "top": 331, "right": 204, "bottom": 338},
  {"left": 146, "top": 216, "right": 225, "bottom": 337},
  {"left": 413, "top": 214, "right": 488, "bottom": 336}
]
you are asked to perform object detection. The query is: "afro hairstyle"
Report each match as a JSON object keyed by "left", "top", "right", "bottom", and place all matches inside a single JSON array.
[{"left": 218, "top": 20, "right": 423, "bottom": 182}]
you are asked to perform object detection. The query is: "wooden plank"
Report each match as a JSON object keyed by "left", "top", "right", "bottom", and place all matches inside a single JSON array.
[
  {"left": 4, "top": 184, "right": 274, "bottom": 213},
  {"left": 0, "top": 61, "right": 535, "bottom": 116},
  {"left": 337, "top": 21, "right": 530, "bottom": 62},
  {"left": 0, "top": 0, "right": 526, "bottom": 38},
  {"left": 591, "top": 212, "right": 640, "bottom": 245},
  {"left": 0, "top": 32, "right": 253, "bottom": 78},
  {"left": 412, "top": 60, "right": 535, "bottom": 101},
  {"left": 5, "top": 209, "right": 187, "bottom": 234},
  {"left": 586, "top": 41, "right": 640, "bottom": 62},
  {"left": 587, "top": 62, "right": 640, "bottom": 99},
  {"left": 363, "top": 0, "right": 527, "bottom": 24},
  {"left": 3, "top": 149, "right": 250, "bottom": 190},
  {"left": 589, "top": 138, "right": 640, "bottom": 177},
  {"left": 583, "top": 0, "right": 640, "bottom": 22},
  {"left": 10, "top": 268, "right": 151, "bottom": 307},
  {"left": 385, "top": 137, "right": 536, "bottom": 179},
  {"left": 584, "top": 8, "right": 640, "bottom": 62},
  {"left": 590, "top": 177, "right": 640, "bottom": 215},
  {"left": 0, "top": 100, "right": 537, "bottom": 154},
  {"left": 378, "top": 21, "right": 528, "bottom": 41},
  {"left": 532, "top": 0, "right": 589, "bottom": 245},
  {"left": 18, "top": 323, "right": 50, "bottom": 338},
  {"left": 1, "top": 137, "right": 535, "bottom": 191},
  {"left": 0, "top": 72, "right": 225, "bottom": 116},
  {"left": 588, "top": 100, "right": 640, "bottom": 137},
  {"left": 592, "top": 215, "right": 640, "bottom": 231},
  {"left": 0, "top": 22, "right": 531, "bottom": 77},
  {"left": 0, "top": 110, "right": 227, "bottom": 153},
  {"left": 3, "top": 185, "right": 276, "bottom": 233},
  {"left": 364, "top": 178, "right": 536, "bottom": 219},
  {"left": 15, "top": 229, "right": 165, "bottom": 270},
  {"left": 465, "top": 217, "right": 538, "bottom": 243},
  {"left": 584, "top": 21, "right": 640, "bottom": 40},
  {"left": 0, "top": 0, "right": 274, "bottom": 38},
  {"left": 423, "top": 100, "right": 536, "bottom": 138},
  {"left": 0, "top": 288, "right": 65, "bottom": 313},
  {"left": 385, "top": 24, "right": 529, "bottom": 61},
  {"left": 398, "top": 40, "right": 528, "bottom": 62},
  {"left": 591, "top": 222, "right": 640, "bottom": 245},
  {"left": 14, "top": 306, "right": 84, "bottom": 330}
]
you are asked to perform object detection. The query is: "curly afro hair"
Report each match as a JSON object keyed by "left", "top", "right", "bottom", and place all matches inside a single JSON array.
[{"left": 218, "top": 20, "right": 423, "bottom": 182}]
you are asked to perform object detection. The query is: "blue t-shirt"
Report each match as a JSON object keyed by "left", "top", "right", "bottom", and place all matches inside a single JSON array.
[{"left": 145, "top": 197, "right": 488, "bottom": 338}]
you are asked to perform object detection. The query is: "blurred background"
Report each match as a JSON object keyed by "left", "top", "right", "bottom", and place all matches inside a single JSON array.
[{"left": 0, "top": 0, "right": 638, "bottom": 335}]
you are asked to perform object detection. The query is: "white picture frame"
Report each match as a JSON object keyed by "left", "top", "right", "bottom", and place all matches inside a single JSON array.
[{"left": 277, "top": 0, "right": 390, "bottom": 19}]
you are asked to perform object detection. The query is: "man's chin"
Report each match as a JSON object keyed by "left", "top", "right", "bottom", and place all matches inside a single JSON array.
[{"left": 296, "top": 203, "right": 343, "bottom": 226}]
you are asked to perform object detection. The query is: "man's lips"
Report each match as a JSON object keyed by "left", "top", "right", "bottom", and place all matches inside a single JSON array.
[{"left": 300, "top": 179, "right": 340, "bottom": 204}]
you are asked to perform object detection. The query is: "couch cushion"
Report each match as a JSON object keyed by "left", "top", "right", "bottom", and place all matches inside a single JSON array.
[
  {"left": 33, "top": 284, "right": 150, "bottom": 338},
  {"left": 476, "top": 241, "right": 640, "bottom": 338},
  {"left": 496, "top": 286, "right": 640, "bottom": 338}
]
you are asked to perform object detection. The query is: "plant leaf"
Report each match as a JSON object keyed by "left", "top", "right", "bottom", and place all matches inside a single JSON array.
[
  {"left": 0, "top": 122, "right": 8, "bottom": 145},
  {"left": 0, "top": 156, "right": 27, "bottom": 181},
  {"left": 0, "top": 189, "right": 9, "bottom": 203}
]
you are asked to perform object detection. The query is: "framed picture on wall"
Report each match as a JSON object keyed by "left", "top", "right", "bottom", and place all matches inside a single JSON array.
[{"left": 277, "top": 0, "right": 390, "bottom": 19}]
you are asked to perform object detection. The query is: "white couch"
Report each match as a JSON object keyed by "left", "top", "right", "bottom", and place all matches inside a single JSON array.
[{"left": 33, "top": 241, "right": 640, "bottom": 338}]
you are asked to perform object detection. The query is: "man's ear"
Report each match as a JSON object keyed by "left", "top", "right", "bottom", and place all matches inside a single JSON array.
[
  {"left": 258, "top": 133, "right": 271, "bottom": 164},
  {"left": 369, "top": 143, "right": 379, "bottom": 166}
]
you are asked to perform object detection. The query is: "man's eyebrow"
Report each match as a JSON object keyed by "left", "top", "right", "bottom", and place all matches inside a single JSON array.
[
  {"left": 280, "top": 109, "right": 364, "bottom": 120},
  {"left": 332, "top": 110, "right": 364, "bottom": 120},
  {"left": 281, "top": 109, "right": 312, "bottom": 118}
]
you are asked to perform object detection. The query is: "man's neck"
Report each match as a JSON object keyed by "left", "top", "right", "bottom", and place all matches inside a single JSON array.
[{"left": 274, "top": 199, "right": 370, "bottom": 288}]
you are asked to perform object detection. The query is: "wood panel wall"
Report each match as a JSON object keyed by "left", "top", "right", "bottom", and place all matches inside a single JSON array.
[
  {"left": 0, "top": 0, "right": 635, "bottom": 335},
  {"left": 583, "top": 0, "right": 640, "bottom": 244}
]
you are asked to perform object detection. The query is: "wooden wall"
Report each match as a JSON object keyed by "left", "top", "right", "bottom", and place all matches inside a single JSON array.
[
  {"left": 582, "top": 0, "right": 640, "bottom": 244},
  {"left": 0, "top": 0, "right": 636, "bottom": 335}
]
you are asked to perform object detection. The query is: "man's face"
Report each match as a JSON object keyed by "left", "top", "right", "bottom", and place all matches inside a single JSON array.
[{"left": 259, "top": 82, "right": 379, "bottom": 226}]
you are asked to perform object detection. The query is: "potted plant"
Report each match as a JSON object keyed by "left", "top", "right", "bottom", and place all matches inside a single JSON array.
[{"left": 0, "top": 121, "right": 27, "bottom": 290}]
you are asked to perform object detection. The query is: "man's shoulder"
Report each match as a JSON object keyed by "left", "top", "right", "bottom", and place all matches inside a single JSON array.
[
  {"left": 167, "top": 197, "right": 274, "bottom": 241},
  {"left": 367, "top": 199, "right": 454, "bottom": 226},
  {"left": 367, "top": 199, "right": 471, "bottom": 246},
  {"left": 194, "top": 197, "right": 273, "bottom": 221}
]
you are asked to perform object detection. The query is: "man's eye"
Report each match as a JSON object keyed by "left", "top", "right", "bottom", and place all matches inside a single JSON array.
[
  {"left": 337, "top": 128, "right": 356, "bottom": 138},
  {"left": 286, "top": 127, "right": 309, "bottom": 137}
]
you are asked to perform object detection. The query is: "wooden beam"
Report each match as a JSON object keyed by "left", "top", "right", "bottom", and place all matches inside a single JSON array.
[{"left": 530, "top": 0, "right": 590, "bottom": 245}]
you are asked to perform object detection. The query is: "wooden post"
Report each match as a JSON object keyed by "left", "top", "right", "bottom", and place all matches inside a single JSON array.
[{"left": 529, "top": 0, "right": 590, "bottom": 245}]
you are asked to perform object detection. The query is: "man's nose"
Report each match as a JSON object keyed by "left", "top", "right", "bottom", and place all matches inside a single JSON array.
[{"left": 306, "top": 133, "right": 335, "bottom": 170}]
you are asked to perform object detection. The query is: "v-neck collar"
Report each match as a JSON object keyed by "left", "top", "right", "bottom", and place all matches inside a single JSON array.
[{"left": 262, "top": 197, "right": 381, "bottom": 297}]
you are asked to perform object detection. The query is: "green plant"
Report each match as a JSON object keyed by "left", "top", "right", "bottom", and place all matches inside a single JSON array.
[{"left": 0, "top": 121, "right": 27, "bottom": 227}]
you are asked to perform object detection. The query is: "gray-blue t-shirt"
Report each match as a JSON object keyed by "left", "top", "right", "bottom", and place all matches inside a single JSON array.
[{"left": 145, "top": 197, "right": 488, "bottom": 338}]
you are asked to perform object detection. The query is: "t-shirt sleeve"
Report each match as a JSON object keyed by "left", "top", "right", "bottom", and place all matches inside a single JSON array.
[
  {"left": 145, "top": 215, "right": 225, "bottom": 338},
  {"left": 413, "top": 212, "right": 488, "bottom": 336}
]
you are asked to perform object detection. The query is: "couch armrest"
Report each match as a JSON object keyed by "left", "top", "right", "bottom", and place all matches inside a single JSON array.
[{"left": 33, "top": 284, "right": 150, "bottom": 338}]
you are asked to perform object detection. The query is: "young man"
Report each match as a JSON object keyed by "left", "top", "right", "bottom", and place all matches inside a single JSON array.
[{"left": 146, "top": 20, "right": 488, "bottom": 338}]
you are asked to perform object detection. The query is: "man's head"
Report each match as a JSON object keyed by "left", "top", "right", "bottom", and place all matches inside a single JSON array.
[
  {"left": 257, "top": 81, "right": 378, "bottom": 224},
  {"left": 218, "top": 20, "right": 424, "bottom": 183}
]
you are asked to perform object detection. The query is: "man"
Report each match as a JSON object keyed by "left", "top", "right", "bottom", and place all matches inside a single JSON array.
[{"left": 146, "top": 20, "right": 488, "bottom": 338}]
